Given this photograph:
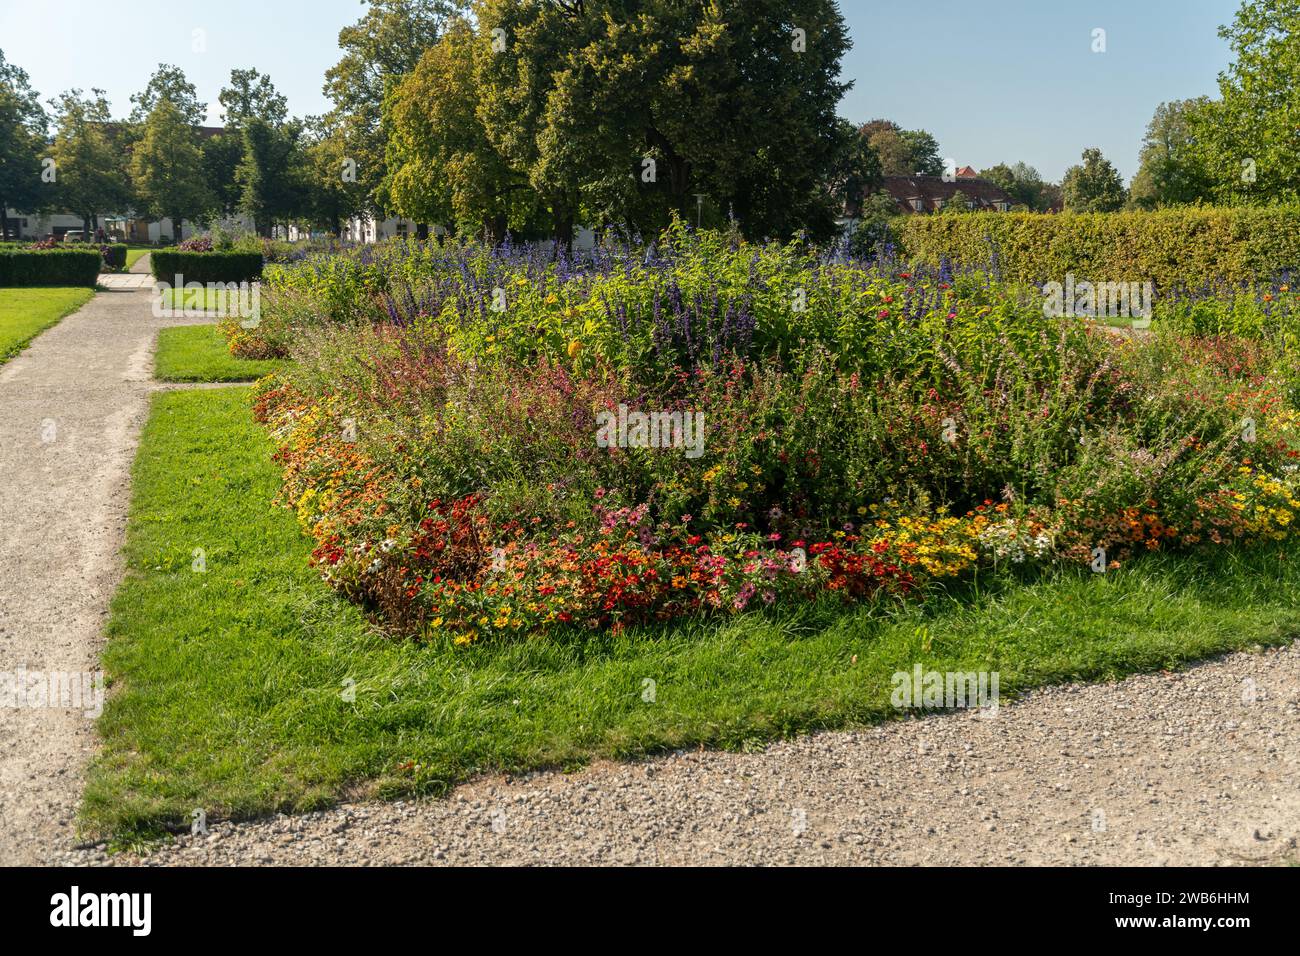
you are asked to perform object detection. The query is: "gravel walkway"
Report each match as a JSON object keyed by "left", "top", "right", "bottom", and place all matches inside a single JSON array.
[
  {"left": 0, "top": 285, "right": 184, "bottom": 865},
  {"left": 74, "top": 643, "right": 1300, "bottom": 867}
]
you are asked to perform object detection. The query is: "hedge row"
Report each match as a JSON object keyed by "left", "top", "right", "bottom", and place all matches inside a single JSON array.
[
  {"left": 0, "top": 250, "right": 102, "bottom": 287},
  {"left": 898, "top": 207, "right": 1300, "bottom": 289},
  {"left": 150, "top": 251, "right": 263, "bottom": 285}
]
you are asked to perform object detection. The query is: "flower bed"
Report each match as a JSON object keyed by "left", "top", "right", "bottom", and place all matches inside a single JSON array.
[{"left": 243, "top": 226, "right": 1300, "bottom": 644}]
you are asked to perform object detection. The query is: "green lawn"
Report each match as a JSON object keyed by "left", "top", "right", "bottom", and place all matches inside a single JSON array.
[
  {"left": 84, "top": 386, "right": 1300, "bottom": 841},
  {"left": 154, "top": 324, "right": 287, "bottom": 382},
  {"left": 125, "top": 248, "right": 150, "bottom": 270},
  {"left": 0, "top": 287, "right": 96, "bottom": 364},
  {"left": 157, "top": 286, "right": 257, "bottom": 311}
]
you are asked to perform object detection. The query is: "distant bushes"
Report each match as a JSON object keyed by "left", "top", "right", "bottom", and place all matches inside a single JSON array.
[
  {"left": 151, "top": 250, "right": 263, "bottom": 285},
  {"left": 899, "top": 207, "right": 1300, "bottom": 289},
  {"left": 0, "top": 249, "right": 102, "bottom": 287},
  {"left": 99, "top": 244, "right": 127, "bottom": 271}
]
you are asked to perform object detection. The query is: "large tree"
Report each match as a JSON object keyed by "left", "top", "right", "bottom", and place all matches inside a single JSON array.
[
  {"left": 978, "top": 161, "right": 1055, "bottom": 211},
  {"left": 0, "top": 50, "right": 49, "bottom": 240},
  {"left": 1061, "top": 147, "right": 1127, "bottom": 213},
  {"left": 384, "top": 16, "right": 530, "bottom": 240},
  {"left": 303, "top": 114, "right": 369, "bottom": 236},
  {"left": 467, "top": 0, "right": 853, "bottom": 245},
  {"left": 48, "top": 89, "right": 131, "bottom": 237},
  {"left": 1128, "top": 98, "right": 1214, "bottom": 209},
  {"left": 129, "top": 64, "right": 207, "bottom": 126},
  {"left": 219, "top": 68, "right": 288, "bottom": 128},
  {"left": 864, "top": 125, "right": 944, "bottom": 177},
  {"left": 323, "top": 0, "right": 465, "bottom": 217},
  {"left": 236, "top": 117, "right": 307, "bottom": 236},
  {"left": 130, "top": 99, "right": 212, "bottom": 242},
  {"left": 1192, "top": 0, "right": 1300, "bottom": 204}
]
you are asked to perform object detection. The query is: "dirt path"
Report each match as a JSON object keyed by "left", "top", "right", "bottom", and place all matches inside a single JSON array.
[
  {"left": 77, "top": 642, "right": 1300, "bottom": 867},
  {"left": 0, "top": 285, "right": 173, "bottom": 865},
  {"left": 128, "top": 252, "right": 151, "bottom": 275}
]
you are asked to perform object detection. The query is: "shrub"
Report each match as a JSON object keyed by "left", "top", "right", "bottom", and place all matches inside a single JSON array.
[
  {"left": 99, "top": 243, "right": 127, "bottom": 271},
  {"left": 898, "top": 206, "right": 1300, "bottom": 289},
  {"left": 0, "top": 249, "right": 102, "bottom": 287},
  {"left": 150, "top": 250, "right": 263, "bottom": 285}
]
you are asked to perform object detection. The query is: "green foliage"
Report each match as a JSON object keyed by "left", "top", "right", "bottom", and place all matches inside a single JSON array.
[
  {"left": 899, "top": 206, "right": 1300, "bottom": 288},
  {"left": 1128, "top": 98, "right": 1214, "bottom": 209},
  {"left": 1192, "top": 0, "right": 1300, "bottom": 205},
  {"left": 129, "top": 63, "right": 207, "bottom": 127},
  {"left": 0, "top": 249, "right": 101, "bottom": 287},
  {"left": 236, "top": 118, "right": 307, "bottom": 236},
  {"left": 386, "top": 0, "right": 853, "bottom": 244},
  {"left": 150, "top": 250, "right": 264, "bottom": 284},
  {"left": 0, "top": 50, "right": 49, "bottom": 233},
  {"left": 129, "top": 99, "right": 212, "bottom": 242},
  {"left": 100, "top": 243, "right": 128, "bottom": 270},
  {"left": 323, "top": 0, "right": 464, "bottom": 216},
  {"left": 48, "top": 89, "right": 131, "bottom": 230},
  {"left": 218, "top": 68, "right": 288, "bottom": 128},
  {"left": 978, "top": 162, "right": 1057, "bottom": 212},
  {"left": 863, "top": 122, "right": 944, "bottom": 177},
  {"left": 849, "top": 190, "right": 902, "bottom": 258},
  {"left": 1061, "top": 148, "right": 1127, "bottom": 213}
]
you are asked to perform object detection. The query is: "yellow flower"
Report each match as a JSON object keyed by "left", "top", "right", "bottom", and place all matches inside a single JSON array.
[{"left": 568, "top": 339, "right": 582, "bottom": 358}]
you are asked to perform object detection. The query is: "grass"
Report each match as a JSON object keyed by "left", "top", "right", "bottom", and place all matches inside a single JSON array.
[
  {"left": 154, "top": 324, "right": 287, "bottom": 382},
  {"left": 125, "top": 248, "right": 150, "bottom": 270},
  {"left": 84, "top": 385, "right": 1300, "bottom": 841},
  {"left": 0, "top": 287, "right": 96, "bottom": 364},
  {"left": 157, "top": 286, "right": 258, "bottom": 311}
]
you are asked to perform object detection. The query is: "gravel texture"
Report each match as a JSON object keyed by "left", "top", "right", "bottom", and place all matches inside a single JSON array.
[
  {"left": 0, "top": 286, "right": 211, "bottom": 865},
  {"left": 70, "top": 643, "right": 1300, "bottom": 867}
]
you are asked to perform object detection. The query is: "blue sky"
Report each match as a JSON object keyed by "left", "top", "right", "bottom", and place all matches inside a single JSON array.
[{"left": 0, "top": 0, "right": 1240, "bottom": 182}]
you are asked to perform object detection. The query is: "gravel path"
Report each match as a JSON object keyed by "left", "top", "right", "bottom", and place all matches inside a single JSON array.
[
  {"left": 0, "top": 285, "right": 184, "bottom": 865},
  {"left": 74, "top": 643, "right": 1300, "bottom": 867}
]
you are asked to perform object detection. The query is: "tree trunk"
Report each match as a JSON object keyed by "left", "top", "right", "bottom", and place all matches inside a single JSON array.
[
  {"left": 553, "top": 212, "right": 574, "bottom": 259},
  {"left": 83, "top": 215, "right": 92, "bottom": 239},
  {"left": 0, "top": 206, "right": 9, "bottom": 241}
]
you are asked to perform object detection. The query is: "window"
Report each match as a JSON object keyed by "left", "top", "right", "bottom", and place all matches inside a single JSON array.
[
  {"left": 996, "top": 202, "right": 1008, "bottom": 212},
  {"left": 910, "top": 199, "right": 924, "bottom": 212}
]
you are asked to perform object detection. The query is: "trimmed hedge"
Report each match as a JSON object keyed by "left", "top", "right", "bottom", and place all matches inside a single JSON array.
[
  {"left": 898, "top": 207, "right": 1300, "bottom": 289},
  {"left": 0, "top": 249, "right": 102, "bottom": 287},
  {"left": 151, "top": 251, "right": 263, "bottom": 285}
]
